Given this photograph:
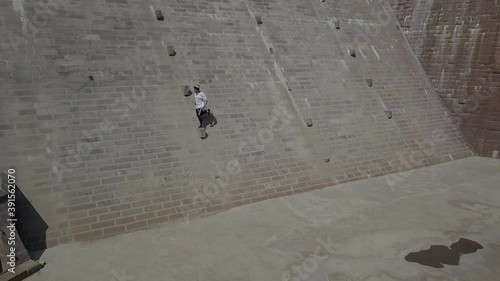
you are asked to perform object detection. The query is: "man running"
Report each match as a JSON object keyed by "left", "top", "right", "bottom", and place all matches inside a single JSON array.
[{"left": 194, "top": 84, "right": 210, "bottom": 127}]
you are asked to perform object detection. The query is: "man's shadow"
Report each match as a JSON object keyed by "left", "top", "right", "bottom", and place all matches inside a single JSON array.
[{"left": 201, "top": 111, "right": 218, "bottom": 128}]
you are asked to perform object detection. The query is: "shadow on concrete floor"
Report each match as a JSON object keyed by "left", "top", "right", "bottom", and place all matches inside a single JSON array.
[
  {"left": 17, "top": 186, "right": 48, "bottom": 260},
  {"left": 25, "top": 157, "right": 500, "bottom": 281},
  {"left": 4, "top": 179, "right": 48, "bottom": 260}
]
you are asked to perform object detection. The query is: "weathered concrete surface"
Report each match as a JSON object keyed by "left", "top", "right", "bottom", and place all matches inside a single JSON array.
[
  {"left": 25, "top": 157, "right": 500, "bottom": 281},
  {"left": 388, "top": 0, "right": 500, "bottom": 157},
  {"left": 0, "top": 0, "right": 474, "bottom": 250}
]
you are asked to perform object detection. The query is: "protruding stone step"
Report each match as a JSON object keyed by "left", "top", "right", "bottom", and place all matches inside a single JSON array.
[
  {"left": 0, "top": 259, "right": 45, "bottom": 281},
  {"left": 167, "top": 46, "right": 176, "bottom": 56},
  {"left": 385, "top": 110, "right": 393, "bottom": 119},
  {"left": 304, "top": 118, "right": 313, "bottom": 127},
  {"left": 198, "top": 127, "right": 207, "bottom": 139},
  {"left": 349, "top": 48, "right": 356, "bottom": 58},
  {"left": 335, "top": 20, "right": 340, "bottom": 29},
  {"left": 155, "top": 10, "right": 164, "bottom": 21},
  {"left": 255, "top": 16, "right": 263, "bottom": 25},
  {"left": 182, "top": 86, "right": 192, "bottom": 96},
  {"left": 365, "top": 78, "right": 373, "bottom": 87}
]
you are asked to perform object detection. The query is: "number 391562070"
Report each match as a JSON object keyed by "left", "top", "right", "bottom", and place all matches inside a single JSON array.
[{"left": 7, "top": 169, "right": 16, "bottom": 202}]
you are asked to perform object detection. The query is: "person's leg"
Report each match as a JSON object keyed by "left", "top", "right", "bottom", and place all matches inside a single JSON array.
[
  {"left": 199, "top": 109, "right": 208, "bottom": 116},
  {"left": 195, "top": 109, "right": 203, "bottom": 127}
]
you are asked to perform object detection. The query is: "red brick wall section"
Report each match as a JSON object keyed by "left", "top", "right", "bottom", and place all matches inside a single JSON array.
[
  {"left": 390, "top": 0, "right": 416, "bottom": 27},
  {"left": 389, "top": 0, "right": 500, "bottom": 157}
]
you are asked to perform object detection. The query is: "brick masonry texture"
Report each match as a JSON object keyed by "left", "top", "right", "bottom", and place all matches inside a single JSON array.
[
  {"left": 0, "top": 0, "right": 473, "bottom": 249},
  {"left": 388, "top": 0, "right": 500, "bottom": 157}
]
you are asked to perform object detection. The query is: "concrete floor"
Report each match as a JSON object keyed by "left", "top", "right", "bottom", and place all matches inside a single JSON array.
[{"left": 27, "top": 157, "right": 500, "bottom": 281}]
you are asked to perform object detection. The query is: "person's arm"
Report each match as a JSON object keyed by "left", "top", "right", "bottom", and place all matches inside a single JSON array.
[{"left": 201, "top": 94, "right": 208, "bottom": 109}]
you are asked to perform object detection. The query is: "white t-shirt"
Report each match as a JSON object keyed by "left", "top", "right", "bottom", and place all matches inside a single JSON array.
[{"left": 195, "top": 92, "right": 207, "bottom": 109}]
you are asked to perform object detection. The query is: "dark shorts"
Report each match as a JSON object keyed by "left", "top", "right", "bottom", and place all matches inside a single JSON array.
[{"left": 196, "top": 108, "right": 208, "bottom": 116}]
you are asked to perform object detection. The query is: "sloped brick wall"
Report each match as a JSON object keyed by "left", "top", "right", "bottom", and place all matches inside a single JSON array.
[
  {"left": 389, "top": 0, "right": 500, "bottom": 157},
  {"left": 0, "top": 0, "right": 473, "bottom": 248}
]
